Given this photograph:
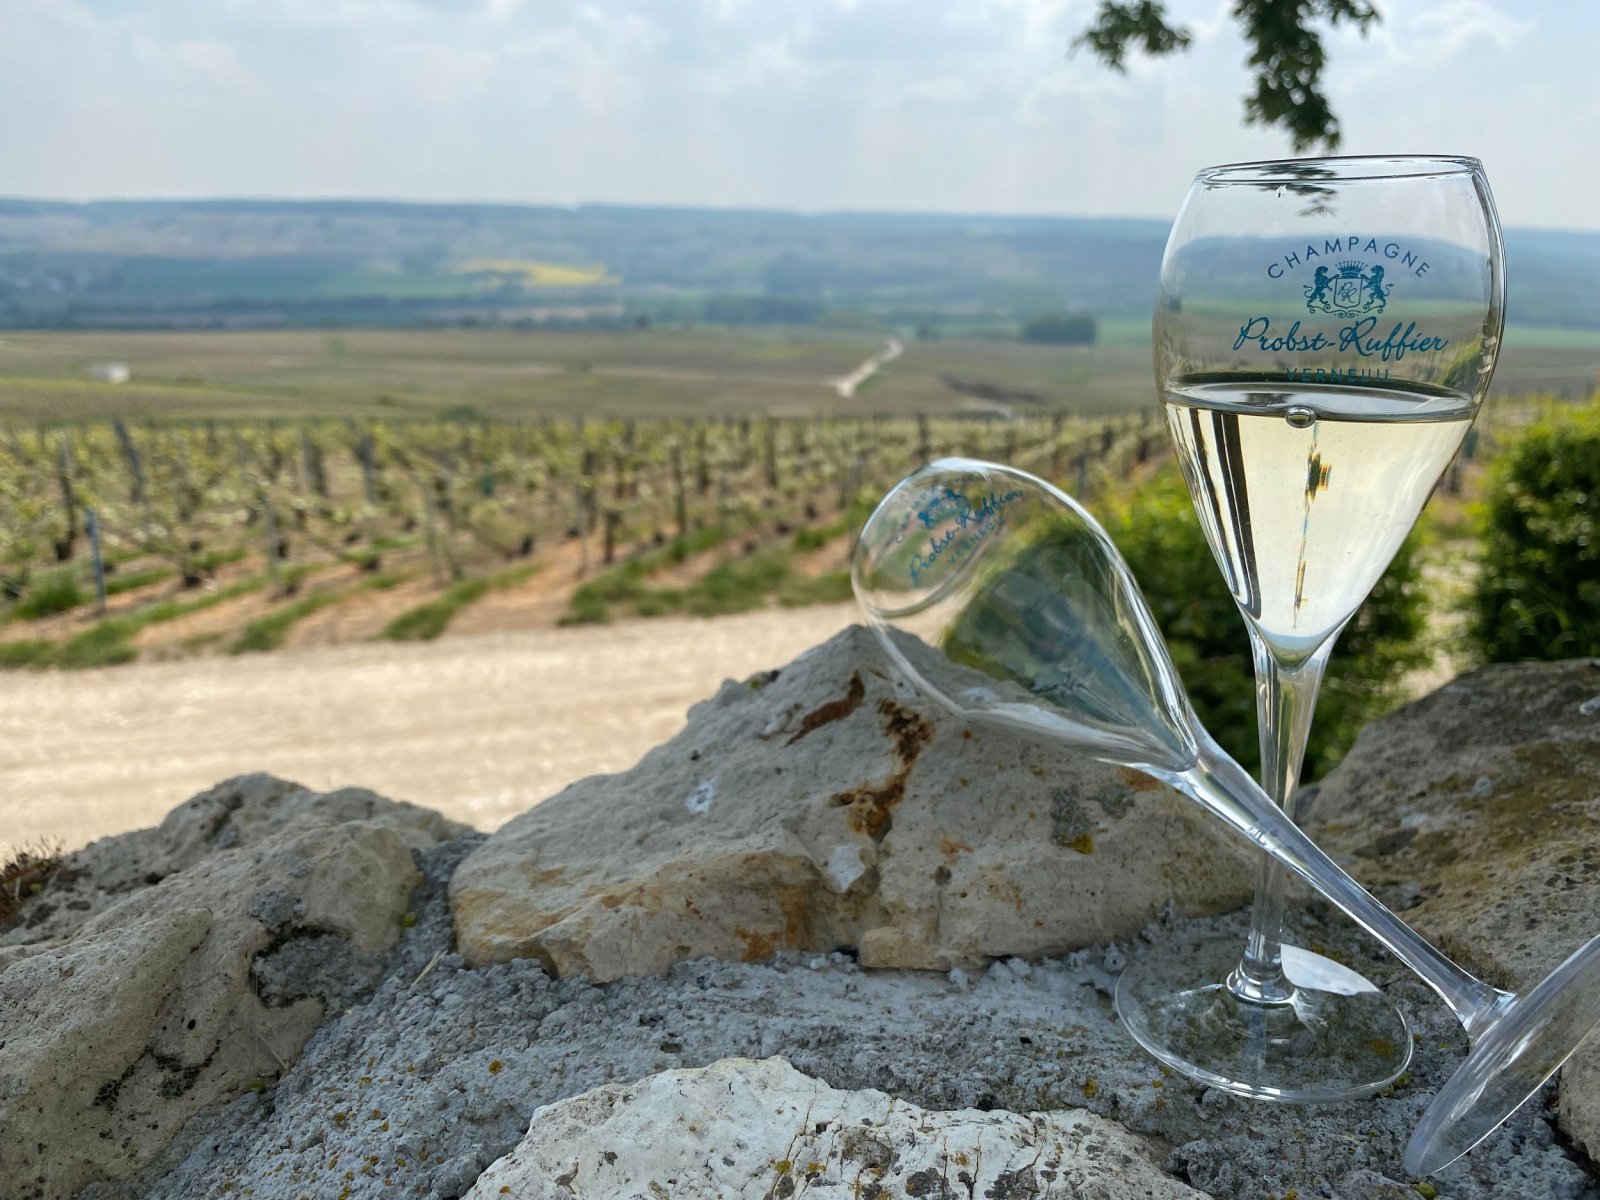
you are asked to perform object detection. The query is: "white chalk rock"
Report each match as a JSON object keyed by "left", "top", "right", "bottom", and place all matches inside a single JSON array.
[
  {"left": 466, "top": 1056, "right": 1203, "bottom": 1199},
  {"left": 0, "top": 819, "right": 422, "bottom": 1198},
  {"left": 451, "top": 626, "right": 1251, "bottom": 981}
]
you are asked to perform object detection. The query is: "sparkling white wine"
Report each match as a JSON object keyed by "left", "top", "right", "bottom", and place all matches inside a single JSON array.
[{"left": 1163, "top": 381, "right": 1473, "bottom": 657}]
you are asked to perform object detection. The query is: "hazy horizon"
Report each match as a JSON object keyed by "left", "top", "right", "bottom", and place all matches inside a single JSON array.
[{"left": 8, "top": 192, "right": 1600, "bottom": 239}]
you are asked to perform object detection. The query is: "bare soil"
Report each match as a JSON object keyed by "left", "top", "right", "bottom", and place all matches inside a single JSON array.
[{"left": 0, "top": 604, "right": 858, "bottom": 857}]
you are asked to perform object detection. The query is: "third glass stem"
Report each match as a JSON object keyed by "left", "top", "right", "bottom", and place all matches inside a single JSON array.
[{"left": 1229, "top": 631, "right": 1335, "bottom": 1004}]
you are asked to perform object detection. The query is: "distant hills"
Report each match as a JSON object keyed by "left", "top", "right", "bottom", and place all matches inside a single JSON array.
[{"left": 0, "top": 198, "right": 1594, "bottom": 332}]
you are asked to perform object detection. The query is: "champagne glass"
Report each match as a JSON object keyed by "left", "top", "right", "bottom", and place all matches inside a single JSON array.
[
  {"left": 1113, "top": 155, "right": 1506, "bottom": 1100},
  {"left": 851, "top": 458, "right": 1600, "bottom": 1176}
]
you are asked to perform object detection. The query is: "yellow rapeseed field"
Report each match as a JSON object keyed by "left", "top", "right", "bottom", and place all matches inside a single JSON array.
[{"left": 452, "top": 258, "right": 617, "bottom": 286}]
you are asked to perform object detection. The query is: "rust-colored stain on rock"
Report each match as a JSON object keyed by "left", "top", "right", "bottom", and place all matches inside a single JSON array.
[
  {"left": 878, "top": 699, "right": 932, "bottom": 763},
  {"left": 830, "top": 700, "right": 934, "bottom": 842},
  {"left": 1116, "top": 767, "right": 1163, "bottom": 793},
  {"left": 732, "top": 888, "right": 813, "bottom": 961},
  {"left": 786, "top": 673, "right": 866, "bottom": 746},
  {"left": 519, "top": 864, "right": 567, "bottom": 888}
]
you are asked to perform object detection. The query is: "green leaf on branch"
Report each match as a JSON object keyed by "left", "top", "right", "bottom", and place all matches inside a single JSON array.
[
  {"left": 1076, "top": 0, "right": 1380, "bottom": 151},
  {"left": 1074, "top": 1, "right": 1192, "bottom": 71}
]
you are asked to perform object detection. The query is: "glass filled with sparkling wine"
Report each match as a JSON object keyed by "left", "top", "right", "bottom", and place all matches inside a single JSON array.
[{"left": 1115, "top": 156, "right": 1505, "bottom": 1100}]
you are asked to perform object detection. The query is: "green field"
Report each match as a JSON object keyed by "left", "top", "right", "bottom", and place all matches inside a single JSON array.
[
  {"left": 0, "top": 328, "right": 1172, "bottom": 422},
  {"left": 1, "top": 326, "right": 1591, "bottom": 425}
]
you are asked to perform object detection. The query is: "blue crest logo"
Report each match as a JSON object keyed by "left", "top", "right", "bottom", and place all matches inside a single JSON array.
[
  {"left": 1305, "top": 260, "right": 1390, "bottom": 317},
  {"left": 914, "top": 486, "right": 972, "bottom": 530}
]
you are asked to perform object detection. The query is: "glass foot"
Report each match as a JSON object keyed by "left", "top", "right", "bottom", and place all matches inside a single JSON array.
[
  {"left": 1115, "top": 931, "right": 1413, "bottom": 1102},
  {"left": 1407, "top": 936, "right": 1600, "bottom": 1176}
]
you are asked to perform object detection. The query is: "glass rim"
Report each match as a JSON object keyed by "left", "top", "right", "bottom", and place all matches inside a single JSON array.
[{"left": 1196, "top": 154, "right": 1484, "bottom": 184}]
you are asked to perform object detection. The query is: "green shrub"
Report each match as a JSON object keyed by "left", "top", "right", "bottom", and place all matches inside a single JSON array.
[
  {"left": 1469, "top": 405, "right": 1600, "bottom": 662},
  {"left": 1106, "top": 470, "right": 1431, "bottom": 779}
]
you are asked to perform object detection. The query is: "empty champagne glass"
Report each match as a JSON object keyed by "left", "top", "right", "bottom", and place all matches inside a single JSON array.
[
  {"left": 852, "top": 457, "right": 1600, "bottom": 1176},
  {"left": 1117, "top": 155, "right": 1506, "bottom": 1101}
]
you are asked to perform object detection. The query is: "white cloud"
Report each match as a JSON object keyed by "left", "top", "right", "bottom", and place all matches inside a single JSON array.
[
  {"left": 0, "top": 0, "right": 1591, "bottom": 229},
  {"left": 1409, "top": 0, "right": 1530, "bottom": 55}
]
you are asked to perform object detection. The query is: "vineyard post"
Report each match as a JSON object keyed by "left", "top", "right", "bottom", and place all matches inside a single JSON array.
[
  {"left": 716, "top": 464, "right": 732, "bottom": 561},
  {"left": 916, "top": 414, "right": 930, "bottom": 464},
  {"left": 85, "top": 508, "right": 107, "bottom": 617},
  {"left": 580, "top": 445, "right": 599, "bottom": 533},
  {"left": 695, "top": 425, "right": 710, "bottom": 495},
  {"left": 262, "top": 492, "right": 284, "bottom": 598},
  {"left": 421, "top": 483, "right": 445, "bottom": 585},
  {"left": 623, "top": 419, "right": 638, "bottom": 498},
  {"left": 670, "top": 443, "right": 688, "bottom": 539},
  {"left": 603, "top": 508, "right": 620, "bottom": 566},
  {"left": 113, "top": 418, "right": 146, "bottom": 505},
  {"left": 573, "top": 480, "right": 590, "bottom": 578},
  {"left": 764, "top": 421, "right": 778, "bottom": 489},
  {"left": 301, "top": 428, "right": 328, "bottom": 500},
  {"left": 55, "top": 432, "right": 80, "bottom": 562},
  {"left": 430, "top": 463, "right": 464, "bottom": 582},
  {"left": 359, "top": 432, "right": 377, "bottom": 505},
  {"left": 1076, "top": 451, "right": 1089, "bottom": 499}
]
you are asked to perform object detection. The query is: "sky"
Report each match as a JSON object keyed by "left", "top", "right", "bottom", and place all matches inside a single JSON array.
[{"left": 3, "top": 0, "right": 1594, "bottom": 230}]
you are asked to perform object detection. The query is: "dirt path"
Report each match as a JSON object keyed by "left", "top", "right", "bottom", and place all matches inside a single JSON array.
[{"left": 1, "top": 604, "right": 858, "bottom": 857}]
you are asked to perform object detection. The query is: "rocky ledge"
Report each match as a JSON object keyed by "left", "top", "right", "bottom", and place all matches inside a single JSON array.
[{"left": 2, "top": 631, "right": 1597, "bottom": 1200}]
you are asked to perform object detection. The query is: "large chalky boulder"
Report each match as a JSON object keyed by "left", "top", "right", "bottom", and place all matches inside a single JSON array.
[
  {"left": 1312, "top": 658, "right": 1600, "bottom": 1157},
  {"left": 0, "top": 775, "right": 465, "bottom": 1199},
  {"left": 2, "top": 772, "right": 467, "bottom": 947},
  {"left": 451, "top": 625, "right": 1253, "bottom": 981},
  {"left": 465, "top": 1056, "right": 1204, "bottom": 1199}
]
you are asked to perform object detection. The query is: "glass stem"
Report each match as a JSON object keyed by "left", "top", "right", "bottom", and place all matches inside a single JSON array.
[
  {"left": 1171, "top": 746, "right": 1511, "bottom": 1037},
  {"left": 1227, "top": 632, "right": 1333, "bottom": 1005}
]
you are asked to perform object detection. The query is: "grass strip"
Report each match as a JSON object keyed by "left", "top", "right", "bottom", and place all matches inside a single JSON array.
[
  {"left": 104, "top": 566, "right": 175, "bottom": 597},
  {"left": 560, "top": 526, "right": 730, "bottom": 625},
  {"left": 60, "top": 574, "right": 272, "bottom": 669},
  {"left": 382, "top": 561, "right": 539, "bottom": 642},
  {"left": 382, "top": 579, "right": 490, "bottom": 642},
  {"left": 229, "top": 588, "right": 347, "bottom": 654},
  {"left": 0, "top": 572, "right": 273, "bottom": 671},
  {"left": 11, "top": 571, "right": 87, "bottom": 620},
  {"left": 777, "top": 570, "right": 853, "bottom": 608},
  {"left": 10, "top": 560, "right": 186, "bottom": 622},
  {"left": 564, "top": 509, "right": 864, "bottom": 625},
  {"left": 0, "top": 640, "right": 60, "bottom": 669},
  {"left": 791, "top": 500, "right": 871, "bottom": 552},
  {"left": 679, "top": 549, "right": 792, "bottom": 617}
]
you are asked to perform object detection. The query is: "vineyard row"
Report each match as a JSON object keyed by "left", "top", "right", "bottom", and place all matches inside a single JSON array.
[{"left": 0, "top": 412, "right": 1167, "bottom": 663}]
